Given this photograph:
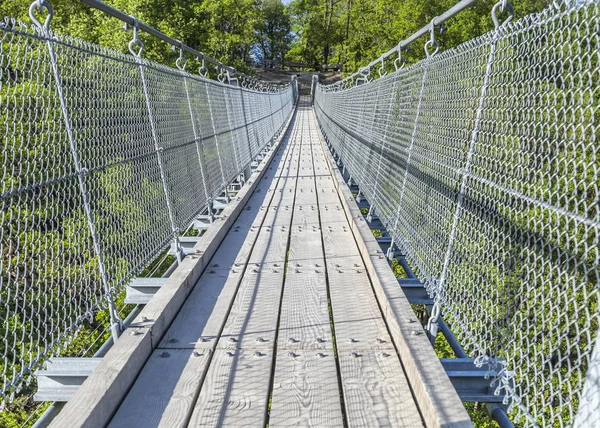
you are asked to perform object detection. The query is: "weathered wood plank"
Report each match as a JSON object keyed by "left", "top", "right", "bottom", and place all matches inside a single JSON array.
[
  {"left": 269, "top": 351, "right": 343, "bottom": 428},
  {"left": 48, "top": 328, "right": 152, "bottom": 428},
  {"left": 49, "top": 108, "right": 297, "bottom": 428},
  {"left": 326, "top": 259, "right": 394, "bottom": 351},
  {"left": 315, "top": 111, "right": 473, "bottom": 428},
  {"left": 338, "top": 350, "right": 424, "bottom": 428},
  {"left": 218, "top": 266, "right": 286, "bottom": 349},
  {"left": 159, "top": 268, "right": 243, "bottom": 349},
  {"left": 189, "top": 349, "right": 273, "bottom": 427},
  {"left": 276, "top": 271, "right": 331, "bottom": 351},
  {"left": 109, "top": 349, "right": 211, "bottom": 428}
]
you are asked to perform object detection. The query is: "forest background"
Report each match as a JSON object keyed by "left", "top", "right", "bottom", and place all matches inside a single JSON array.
[{"left": 1, "top": 0, "right": 551, "bottom": 73}]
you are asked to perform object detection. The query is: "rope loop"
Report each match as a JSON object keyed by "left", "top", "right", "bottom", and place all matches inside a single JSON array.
[{"left": 28, "top": 0, "right": 53, "bottom": 31}]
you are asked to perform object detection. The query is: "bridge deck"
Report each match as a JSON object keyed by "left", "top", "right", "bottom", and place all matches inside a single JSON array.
[{"left": 49, "top": 98, "right": 470, "bottom": 428}]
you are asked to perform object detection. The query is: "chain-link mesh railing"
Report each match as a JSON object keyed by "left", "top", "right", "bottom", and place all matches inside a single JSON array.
[
  {"left": 0, "top": 8, "right": 295, "bottom": 406},
  {"left": 315, "top": 0, "right": 599, "bottom": 426}
]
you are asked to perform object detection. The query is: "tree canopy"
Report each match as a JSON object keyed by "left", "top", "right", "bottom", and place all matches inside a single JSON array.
[{"left": 1, "top": 0, "right": 554, "bottom": 74}]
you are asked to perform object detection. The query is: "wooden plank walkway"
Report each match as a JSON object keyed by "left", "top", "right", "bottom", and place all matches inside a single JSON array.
[{"left": 100, "top": 98, "right": 469, "bottom": 428}]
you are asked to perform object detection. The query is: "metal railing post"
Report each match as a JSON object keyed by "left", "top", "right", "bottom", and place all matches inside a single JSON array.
[{"left": 29, "top": 0, "right": 122, "bottom": 340}]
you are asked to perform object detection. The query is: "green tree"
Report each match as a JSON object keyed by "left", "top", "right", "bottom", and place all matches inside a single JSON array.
[{"left": 256, "top": 0, "right": 292, "bottom": 68}]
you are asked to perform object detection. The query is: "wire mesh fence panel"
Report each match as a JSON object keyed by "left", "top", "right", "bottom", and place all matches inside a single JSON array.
[
  {"left": 0, "top": 15, "right": 294, "bottom": 406},
  {"left": 187, "top": 77, "right": 220, "bottom": 200},
  {"left": 315, "top": 1, "right": 599, "bottom": 426},
  {"left": 243, "top": 91, "right": 260, "bottom": 158}
]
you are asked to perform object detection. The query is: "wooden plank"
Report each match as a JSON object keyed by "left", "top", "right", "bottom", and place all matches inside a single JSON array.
[
  {"left": 268, "top": 109, "right": 344, "bottom": 427},
  {"left": 309, "top": 114, "right": 429, "bottom": 428},
  {"left": 322, "top": 223, "right": 361, "bottom": 257},
  {"left": 315, "top": 113, "right": 473, "bottom": 428},
  {"left": 269, "top": 351, "right": 343, "bottom": 428},
  {"left": 188, "top": 125, "right": 303, "bottom": 427},
  {"left": 218, "top": 266, "right": 285, "bottom": 349},
  {"left": 287, "top": 228, "right": 323, "bottom": 263},
  {"left": 338, "top": 350, "right": 424, "bottom": 428},
  {"left": 48, "top": 328, "right": 152, "bottom": 428},
  {"left": 109, "top": 349, "right": 211, "bottom": 428},
  {"left": 326, "top": 258, "right": 394, "bottom": 351},
  {"left": 160, "top": 129, "right": 298, "bottom": 351},
  {"left": 276, "top": 271, "right": 331, "bottom": 351},
  {"left": 160, "top": 268, "right": 243, "bottom": 349},
  {"left": 189, "top": 349, "right": 273, "bottom": 427},
  {"left": 50, "top": 108, "right": 297, "bottom": 428}
]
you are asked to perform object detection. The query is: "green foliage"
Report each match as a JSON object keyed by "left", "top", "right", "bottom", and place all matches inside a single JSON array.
[
  {"left": 287, "top": 0, "right": 553, "bottom": 72},
  {"left": 256, "top": 0, "right": 292, "bottom": 66}
]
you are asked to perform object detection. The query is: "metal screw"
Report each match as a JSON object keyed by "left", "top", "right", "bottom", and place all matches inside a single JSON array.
[
  {"left": 229, "top": 337, "right": 237, "bottom": 342},
  {"left": 169, "top": 338, "right": 178, "bottom": 343},
  {"left": 411, "top": 330, "right": 423, "bottom": 336},
  {"left": 193, "top": 351, "right": 203, "bottom": 357},
  {"left": 226, "top": 351, "right": 235, "bottom": 357},
  {"left": 254, "top": 351, "right": 263, "bottom": 357},
  {"left": 316, "top": 352, "right": 325, "bottom": 358},
  {"left": 288, "top": 338, "right": 298, "bottom": 343},
  {"left": 130, "top": 330, "right": 141, "bottom": 336},
  {"left": 351, "top": 352, "right": 360, "bottom": 358},
  {"left": 380, "top": 352, "right": 390, "bottom": 357},
  {"left": 315, "top": 338, "right": 325, "bottom": 343},
  {"left": 256, "top": 337, "right": 266, "bottom": 343},
  {"left": 199, "top": 337, "right": 207, "bottom": 342},
  {"left": 141, "top": 316, "right": 149, "bottom": 322},
  {"left": 376, "top": 338, "right": 385, "bottom": 344},
  {"left": 348, "top": 338, "right": 357, "bottom": 343},
  {"left": 161, "top": 351, "right": 170, "bottom": 358},
  {"left": 406, "top": 318, "right": 415, "bottom": 323}
]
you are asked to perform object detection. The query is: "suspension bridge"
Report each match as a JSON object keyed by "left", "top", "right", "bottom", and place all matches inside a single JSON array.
[{"left": 0, "top": 0, "right": 598, "bottom": 427}]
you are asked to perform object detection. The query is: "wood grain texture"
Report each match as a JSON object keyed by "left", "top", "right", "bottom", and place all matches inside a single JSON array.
[
  {"left": 338, "top": 350, "right": 424, "bottom": 428},
  {"left": 316, "top": 111, "right": 473, "bottom": 428},
  {"left": 276, "top": 271, "right": 332, "bottom": 351},
  {"left": 160, "top": 268, "right": 243, "bottom": 350},
  {"left": 287, "top": 228, "right": 324, "bottom": 263},
  {"left": 48, "top": 329, "right": 152, "bottom": 428},
  {"left": 189, "top": 349, "right": 273, "bottom": 427},
  {"left": 326, "top": 261, "right": 394, "bottom": 351},
  {"left": 218, "top": 267, "right": 285, "bottom": 349},
  {"left": 109, "top": 349, "right": 211, "bottom": 428},
  {"left": 270, "top": 351, "right": 343, "bottom": 428}
]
